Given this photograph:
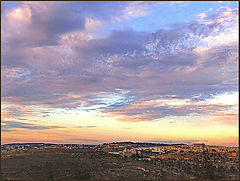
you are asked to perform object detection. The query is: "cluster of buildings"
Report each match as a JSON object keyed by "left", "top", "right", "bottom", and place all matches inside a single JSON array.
[
  {"left": 108, "top": 143, "right": 239, "bottom": 161},
  {"left": 1, "top": 143, "right": 52, "bottom": 152},
  {"left": 1, "top": 143, "right": 96, "bottom": 152},
  {"left": 2, "top": 142, "right": 238, "bottom": 159}
]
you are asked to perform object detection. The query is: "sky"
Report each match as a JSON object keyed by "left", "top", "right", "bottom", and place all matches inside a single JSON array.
[{"left": 1, "top": 1, "right": 239, "bottom": 146}]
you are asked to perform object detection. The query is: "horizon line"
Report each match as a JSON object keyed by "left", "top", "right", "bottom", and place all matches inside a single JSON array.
[{"left": 1, "top": 141, "right": 239, "bottom": 148}]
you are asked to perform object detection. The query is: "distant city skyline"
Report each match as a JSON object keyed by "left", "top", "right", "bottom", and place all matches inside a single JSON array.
[{"left": 1, "top": 1, "right": 239, "bottom": 147}]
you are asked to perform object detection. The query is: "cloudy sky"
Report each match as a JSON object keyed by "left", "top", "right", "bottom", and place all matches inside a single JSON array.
[{"left": 1, "top": 1, "right": 238, "bottom": 146}]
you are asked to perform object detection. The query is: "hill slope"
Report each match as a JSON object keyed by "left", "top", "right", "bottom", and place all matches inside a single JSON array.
[
  {"left": 1, "top": 147, "right": 239, "bottom": 180},
  {"left": 1, "top": 148, "right": 165, "bottom": 180}
]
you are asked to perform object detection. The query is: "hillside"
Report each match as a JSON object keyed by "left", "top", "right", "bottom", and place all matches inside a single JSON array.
[
  {"left": 1, "top": 148, "right": 166, "bottom": 180},
  {"left": 1, "top": 147, "right": 239, "bottom": 180}
]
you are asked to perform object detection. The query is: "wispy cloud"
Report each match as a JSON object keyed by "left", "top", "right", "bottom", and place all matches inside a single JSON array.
[
  {"left": 77, "top": 126, "right": 97, "bottom": 128},
  {"left": 2, "top": 121, "right": 64, "bottom": 132}
]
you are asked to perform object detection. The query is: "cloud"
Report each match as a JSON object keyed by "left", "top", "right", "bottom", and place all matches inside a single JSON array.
[
  {"left": 1, "top": 3, "right": 238, "bottom": 123},
  {"left": 102, "top": 100, "right": 236, "bottom": 122},
  {"left": 2, "top": 1, "right": 154, "bottom": 49},
  {"left": 1, "top": 105, "right": 49, "bottom": 121},
  {"left": 2, "top": 121, "right": 63, "bottom": 132},
  {"left": 77, "top": 126, "right": 97, "bottom": 128},
  {"left": 2, "top": 2, "right": 85, "bottom": 48},
  {"left": 123, "top": 1, "right": 155, "bottom": 18}
]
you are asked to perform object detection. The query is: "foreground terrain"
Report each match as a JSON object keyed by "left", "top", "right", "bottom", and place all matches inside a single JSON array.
[{"left": 1, "top": 147, "right": 239, "bottom": 180}]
